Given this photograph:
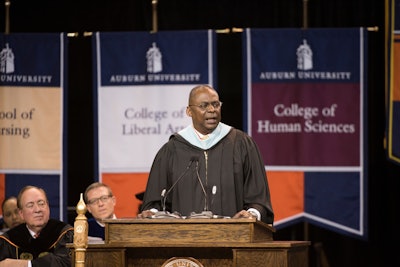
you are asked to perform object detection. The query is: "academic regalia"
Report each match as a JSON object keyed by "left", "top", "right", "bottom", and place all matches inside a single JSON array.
[
  {"left": 141, "top": 123, "right": 274, "bottom": 224},
  {"left": 0, "top": 218, "right": 74, "bottom": 267},
  {"left": 87, "top": 218, "right": 105, "bottom": 240}
]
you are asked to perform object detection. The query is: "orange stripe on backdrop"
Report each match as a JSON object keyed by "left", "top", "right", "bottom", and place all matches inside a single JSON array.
[
  {"left": 103, "top": 172, "right": 304, "bottom": 220},
  {"left": 0, "top": 174, "right": 5, "bottom": 216},
  {"left": 267, "top": 171, "right": 304, "bottom": 222},
  {"left": 102, "top": 173, "right": 149, "bottom": 218}
]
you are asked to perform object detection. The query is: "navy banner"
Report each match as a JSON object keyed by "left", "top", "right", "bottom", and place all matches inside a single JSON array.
[
  {"left": 0, "top": 33, "right": 68, "bottom": 221},
  {"left": 243, "top": 28, "right": 368, "bottom": 239},
  {"left": 93, "top": 30, "right": 217, "bottom": 217}
]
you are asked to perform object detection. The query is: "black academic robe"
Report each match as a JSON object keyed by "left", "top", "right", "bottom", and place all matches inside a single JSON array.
[
  {"left": 141, "top": 128, "right": 274, "bottom": 224},
  {"left": 0, "top": 219, "right": 74, "bottom": 267},
  {"left": 87, "top": 218, "right": 105, "bottom": 240}
]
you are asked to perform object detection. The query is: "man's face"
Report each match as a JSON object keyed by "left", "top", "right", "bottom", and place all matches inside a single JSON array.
[
  {"left": 2, "top": 198, "right": 24, "bottom": 229},
  {"left": 19, "top": 188, "right": 50, "bottom": 231},
  {"left": 186, "top": 87, "right": 222, "bottom": 135},
  {"left": 86, "top": 186, "right": 116, "bottom": 221}
]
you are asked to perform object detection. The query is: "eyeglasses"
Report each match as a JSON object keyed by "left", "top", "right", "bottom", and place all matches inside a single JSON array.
[
  {"left": 189, "top": 101, "right": 223, "bottom": 111},
  {"left": 24, "top": 200, "right": 47, "bottom": 209},
  {"left": 87, "top": 195, "right": 113, "bottom": 205}
]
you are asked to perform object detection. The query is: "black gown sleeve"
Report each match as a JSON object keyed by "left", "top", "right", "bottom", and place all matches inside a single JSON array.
[{"left": 31, "top": 227, "right": 74, "bottom": 267}]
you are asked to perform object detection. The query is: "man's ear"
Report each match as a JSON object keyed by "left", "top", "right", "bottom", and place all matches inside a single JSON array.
[
  {"left": 19, "top": 209, "right": 24, "bottom": 220},
  {"left": 186, "top": 106, "right": 192, "bottom": 117}
]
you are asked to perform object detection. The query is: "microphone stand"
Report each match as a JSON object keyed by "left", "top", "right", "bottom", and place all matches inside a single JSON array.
[
  {"left": 187, "top": 161, "right": 213, "bottom": 219},
  {"left": 152, "top": 157, "right": 197, "bottom": 219},
  {"left": 152, "top": 189, "right": 182, "bottom": 219},
  {"left": 151, "top": 210, "right": 182, "bottom": 219}
]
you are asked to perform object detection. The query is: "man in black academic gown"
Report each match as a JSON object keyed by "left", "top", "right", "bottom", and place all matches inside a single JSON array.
[
  {"left": 138, "top": 84, "right": 274, "bottom": 224},
  {"left": 0, "top": 185, "right": 73, "bottom": 267}
]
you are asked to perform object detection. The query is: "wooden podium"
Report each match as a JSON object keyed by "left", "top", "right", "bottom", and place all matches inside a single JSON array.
[{"left": 70, "top": 218, "right": 310, "bottom": 267}]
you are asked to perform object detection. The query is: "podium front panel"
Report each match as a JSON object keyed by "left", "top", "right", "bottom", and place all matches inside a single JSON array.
[{"left": 104, "top": 218, "right": 274, "bottom": 244}]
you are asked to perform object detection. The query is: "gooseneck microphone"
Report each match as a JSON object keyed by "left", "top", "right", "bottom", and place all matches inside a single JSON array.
[
  {"left": 188, "top": 158, "right": 213, "bottom": 218},
  {"left": 152, "top": 156, "right": 197, "bottom": 219}
]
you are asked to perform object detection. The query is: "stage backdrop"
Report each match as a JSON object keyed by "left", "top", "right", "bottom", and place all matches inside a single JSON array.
[
  {"left": 243, "top": 28, "right": 368, "bottom": 239},
  {"left": 93, "top": 30, "right": 217, "bottom": 217},
  {"left": 386, "top": 0, "right": 400, "bottom": 164},
  {"left": 0, "top": 33, "right": 68, "bottom": 221}
]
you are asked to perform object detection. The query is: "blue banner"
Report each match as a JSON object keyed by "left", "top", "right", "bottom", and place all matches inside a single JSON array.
[{"left": 0, "top": 33, "right": 68, "bottom": 221}]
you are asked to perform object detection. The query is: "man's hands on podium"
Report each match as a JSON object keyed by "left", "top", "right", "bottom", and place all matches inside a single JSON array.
[
  {"left": 232, "top": 209, "right": 258, "bottom": 219},
  {"left": 137, "top": 210, "right": 155, "bottom": 219}
]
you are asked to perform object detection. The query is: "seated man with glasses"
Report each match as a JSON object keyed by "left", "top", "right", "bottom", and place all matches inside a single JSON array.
[
  {"left": 84, "top": 182, "right": 117, "bottom": 241},
  {"left": 0, "top": 185, "right": 74, "bottom": 267}
]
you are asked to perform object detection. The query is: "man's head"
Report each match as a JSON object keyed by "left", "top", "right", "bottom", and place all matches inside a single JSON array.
[
  {"left": 2, "top": 196, "right": 24, "bottom": 229},
  {"left": 84, "top": 182, "right": 116, "bottom": 221},
  {"left": 186, "top": 84, "right": 222, "bottom": 135},
  {"left": 17, "top": 186, "right": 50, "bottom": 234}
]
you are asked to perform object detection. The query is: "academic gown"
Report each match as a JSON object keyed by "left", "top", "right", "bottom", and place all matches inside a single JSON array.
[
  {"left": 0, "top": 219, "right": 74, "bottom": 267},
  {"left": 87, "top": 218, "right": 105, "bottom": 240},
  {"left": 141, "top": 127, "right": 274, "bottom": 224}
]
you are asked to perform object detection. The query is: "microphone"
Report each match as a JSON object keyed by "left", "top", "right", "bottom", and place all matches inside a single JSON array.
[
  {"left": 152, "top": 156, "right": 197, "bottom": 219},
  {"left": 188, "top": 158, "right": 213, "bottom": 219}
]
